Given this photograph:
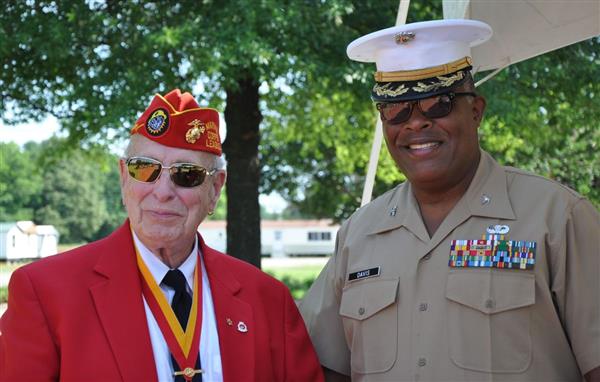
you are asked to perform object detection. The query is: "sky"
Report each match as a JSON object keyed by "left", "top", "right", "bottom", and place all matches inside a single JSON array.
[
  {"left": 0, "top": 117, "right": 288, "bottom": 213},
  {"left": 0, "top": 116, "right": 62, "bottom": 146}
]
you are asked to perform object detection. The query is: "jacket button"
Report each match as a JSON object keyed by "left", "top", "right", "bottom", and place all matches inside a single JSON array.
[
  {"left": 418, "top": 358, "right": 427, "bottom": 367},
  {"left": 485, "top": 299, "right": 495, "bottom": 309},
  {"left": 358, "top": 307, "right": 365, "bottom": 315}
]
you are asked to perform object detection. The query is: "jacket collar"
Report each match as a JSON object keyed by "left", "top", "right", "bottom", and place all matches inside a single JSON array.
[
  {"left": 90, "top": 220, "right": 158, "bottom": 382},
  {"left": 200, "top": 237, "right": 256, "bottom": 381}
]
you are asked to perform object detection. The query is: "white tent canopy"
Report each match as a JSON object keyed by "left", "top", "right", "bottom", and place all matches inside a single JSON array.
[
  {"left": 360, "top": 0, "right": 600, "bottom": 206},
  {"left": 444, "top": 0, "right": 600, "bottom": 73}
]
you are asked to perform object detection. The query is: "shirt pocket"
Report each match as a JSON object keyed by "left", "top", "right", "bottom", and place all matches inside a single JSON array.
[
  {"left": 339, "top": 278, "right": 399, "bottom": 374},
  {"left": 445, "top": 270, "right": 535, "bottom": 373}
]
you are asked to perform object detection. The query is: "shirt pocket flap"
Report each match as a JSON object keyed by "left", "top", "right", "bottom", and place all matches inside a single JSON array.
[
  {"left": 340, "top": 278, "right": 399, "bottom": 320},
  {"left": 446, "top": 271, "right": 535, "bottom": 314}
]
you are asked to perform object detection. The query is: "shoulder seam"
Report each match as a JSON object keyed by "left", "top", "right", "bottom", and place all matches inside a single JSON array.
[{"left": 503, "top": 166, "right": 585, "bottom": 200}]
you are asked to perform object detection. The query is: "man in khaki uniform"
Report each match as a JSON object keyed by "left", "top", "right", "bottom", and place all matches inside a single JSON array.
[{"left": 299, "top": 19, "right": 600, "bottom": 382}]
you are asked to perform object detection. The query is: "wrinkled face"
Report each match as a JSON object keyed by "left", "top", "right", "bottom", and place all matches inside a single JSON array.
[
  {"left": 119, "top": 135, "right": 226, "bottom": 252},
  {"left": 381, "top": 88, "right": 486, "bottom": 190}
]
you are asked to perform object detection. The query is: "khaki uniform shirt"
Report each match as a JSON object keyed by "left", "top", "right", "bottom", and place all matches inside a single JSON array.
[{"left": 300, "top": 151, "right": 600, "bottom": 381}]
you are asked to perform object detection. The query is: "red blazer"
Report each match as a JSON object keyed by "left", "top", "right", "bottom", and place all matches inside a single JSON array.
[{"left": 0, "top": 221, "right": 323, "bottom": 382}]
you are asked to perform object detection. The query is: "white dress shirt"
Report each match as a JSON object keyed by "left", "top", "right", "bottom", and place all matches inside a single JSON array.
[{"left": 133, "top": 232, "right": 223, "bottom": 382}]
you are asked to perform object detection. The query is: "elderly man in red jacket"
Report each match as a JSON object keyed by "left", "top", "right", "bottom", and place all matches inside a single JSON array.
[{"left": 0, "top": 89, "right": 323, "bottom": 382}]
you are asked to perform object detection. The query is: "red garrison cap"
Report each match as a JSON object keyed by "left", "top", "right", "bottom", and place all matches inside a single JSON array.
[{"left": 131, "top": 89, "right": 222, "bottom": 155}]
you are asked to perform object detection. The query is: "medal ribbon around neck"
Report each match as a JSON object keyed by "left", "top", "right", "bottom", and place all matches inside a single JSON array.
[{"left": 135, "top": 245, "right": 203, "bottom": 381}]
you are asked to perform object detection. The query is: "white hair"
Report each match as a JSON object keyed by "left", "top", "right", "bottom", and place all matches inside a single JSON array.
[{"left": 214, "top": 154, "right": 226, "bottom": 170}]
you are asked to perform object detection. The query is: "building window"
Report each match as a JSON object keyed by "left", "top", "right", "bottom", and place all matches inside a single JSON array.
[
  {"left": 308, "top": 232, "right": 331, "bottom": 241},
  {"left": 12, "top": 235, "right": 16, "bottom": 248},
  {"left": 274, "top": 230, "right": 282, "bottom": 241}
]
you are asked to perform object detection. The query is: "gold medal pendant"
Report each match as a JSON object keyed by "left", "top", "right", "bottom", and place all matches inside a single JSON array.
[
  {"left": 135, "top": 237, "right": 204, "bottom": 381},
  {"left": 174, "top": 366, "right": 204, "bottom": 381}
]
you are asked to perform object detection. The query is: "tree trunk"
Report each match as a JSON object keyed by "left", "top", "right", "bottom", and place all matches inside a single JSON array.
[{"left": 222, "top": 75, "right": 262, "bottom": 268}]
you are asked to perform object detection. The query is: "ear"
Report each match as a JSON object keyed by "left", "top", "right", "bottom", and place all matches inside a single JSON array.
[
  {"left": 472, "top": 95, "right": 487, "bottom": 127},
  {"left": 118, "top": 158, "right": 129, "bottom": 206},
  {"left": 118, "top": 158, "right": 128, "bottom": 188}
]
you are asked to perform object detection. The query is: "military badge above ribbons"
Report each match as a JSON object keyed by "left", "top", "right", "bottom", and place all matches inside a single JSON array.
[{"left": 449, "top": 225, "right": 536, "bottom": 270}]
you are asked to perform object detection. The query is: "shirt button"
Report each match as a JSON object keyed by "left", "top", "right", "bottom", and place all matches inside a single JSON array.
[
  {"left": 358, "top": 307, "right": 365, "bottom": 315},
  {"left": 419, "top": 303, "right": 428, "bottom": 311},
  {"left": 418, "top": 358, "right": 427, "bottom": 367},
  {"left": 485, "top": 299, "right": 495, "bottom": 309}
]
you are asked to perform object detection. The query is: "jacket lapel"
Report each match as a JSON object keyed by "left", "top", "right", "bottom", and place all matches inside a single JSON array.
[
  {"left": 201, "top": 238, "right": 256, "bottom": 382},
  {"left": 90, "top": 221, "right": 157, "bottom": 382}
]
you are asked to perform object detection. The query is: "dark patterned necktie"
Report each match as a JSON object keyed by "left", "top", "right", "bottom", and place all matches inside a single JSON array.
[{"left": 162, "top": 269, "right": 202, "bottom": 381}]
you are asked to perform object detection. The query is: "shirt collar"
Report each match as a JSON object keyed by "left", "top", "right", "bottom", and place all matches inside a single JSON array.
[
  {"left": 464, "top": 150, "right": 516, "bottom": 220},
  {"left": 132, "top": 231, "right": 198, "bottom": 291},
  {"left": 368, "top": 149, "right": 515, "bottom": 238}
]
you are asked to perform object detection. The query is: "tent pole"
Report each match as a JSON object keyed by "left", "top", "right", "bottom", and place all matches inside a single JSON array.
[
  {"left": 360, "top": 118, "right": 384, "bottom": 206},
  {"left": 474, "top": 64, "right": 508, "bottom": 87},
  {"left": 361, "top": 0, "right": 410, "bottom": 207},
  {"left": 396, "top": 0, "right": 411, "bottom": 26}
]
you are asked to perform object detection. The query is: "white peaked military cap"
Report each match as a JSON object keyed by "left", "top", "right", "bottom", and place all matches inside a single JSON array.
[{"left": 347, "top": 19, "right": 493, "bottom": 102}]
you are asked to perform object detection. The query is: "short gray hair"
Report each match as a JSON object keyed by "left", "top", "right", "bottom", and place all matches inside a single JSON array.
[{"left": 214, "top": 155, "right": 226, "bottom": 170}]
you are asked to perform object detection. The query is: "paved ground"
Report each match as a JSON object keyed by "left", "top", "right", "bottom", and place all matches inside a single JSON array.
[{"left": 0, "top": 257, "right": 330, "bottom": 318}]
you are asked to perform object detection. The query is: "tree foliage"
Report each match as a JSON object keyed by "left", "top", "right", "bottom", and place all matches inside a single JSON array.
[
  {"left": 0, "top": 142, "right": 43, "bottom": 221},
  {"left": 477, "top": 38, "right": 600, "bottom": 205},
  {"left": 0, "top": 140, "right": 126, "bottom": 243}
]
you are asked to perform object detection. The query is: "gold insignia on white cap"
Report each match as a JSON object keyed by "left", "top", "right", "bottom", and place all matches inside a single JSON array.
[{"left": 395, "top": 31, "right": 415, "bottom": 44}]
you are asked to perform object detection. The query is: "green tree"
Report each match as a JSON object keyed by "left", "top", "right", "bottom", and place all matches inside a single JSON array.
[
  {"left": 34, "top": 145, "right": 108, "bottom": 243},
  {"left": 0, "top": 0, "right": 408, "bottom": 268},
  {"left": 0, "top": 142, "right": 43, "bottom": 221},
  {"left": 93, "top": 155, "right": 128, "bottom": 241},
  {"left": 478, "top": 38, "right": 600, "bottom": 206}
]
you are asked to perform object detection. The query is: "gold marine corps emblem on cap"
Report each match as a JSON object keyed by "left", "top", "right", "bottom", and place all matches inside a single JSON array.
[
  {"left": 395, "top": 31, "right": 415, "bottom": 44},
  {"left": 185, "top": 119, "right": 206, "bottom": 144}
]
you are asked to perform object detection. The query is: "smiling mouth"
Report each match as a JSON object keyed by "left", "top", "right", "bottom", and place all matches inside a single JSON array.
[{"left": 407, "top": 142, "right": 441, "bottom": 150}]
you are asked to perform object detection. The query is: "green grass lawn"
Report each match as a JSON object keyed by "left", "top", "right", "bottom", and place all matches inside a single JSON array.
[{"left": 263, "top": 263, "right": 325, "bottom": 300}]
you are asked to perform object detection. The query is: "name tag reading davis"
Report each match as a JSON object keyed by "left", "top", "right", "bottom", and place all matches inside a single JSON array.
[{"left": 348, "top": 267, "right": 381, "bottom": 282}]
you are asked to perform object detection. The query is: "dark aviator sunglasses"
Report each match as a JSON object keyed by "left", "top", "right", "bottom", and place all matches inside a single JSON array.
[
  {"left": 126, "top": 156, "right": 217, "bottom": 188},
  {"left": 376, "top": 92, "right": 477, "bottom": 124}
]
